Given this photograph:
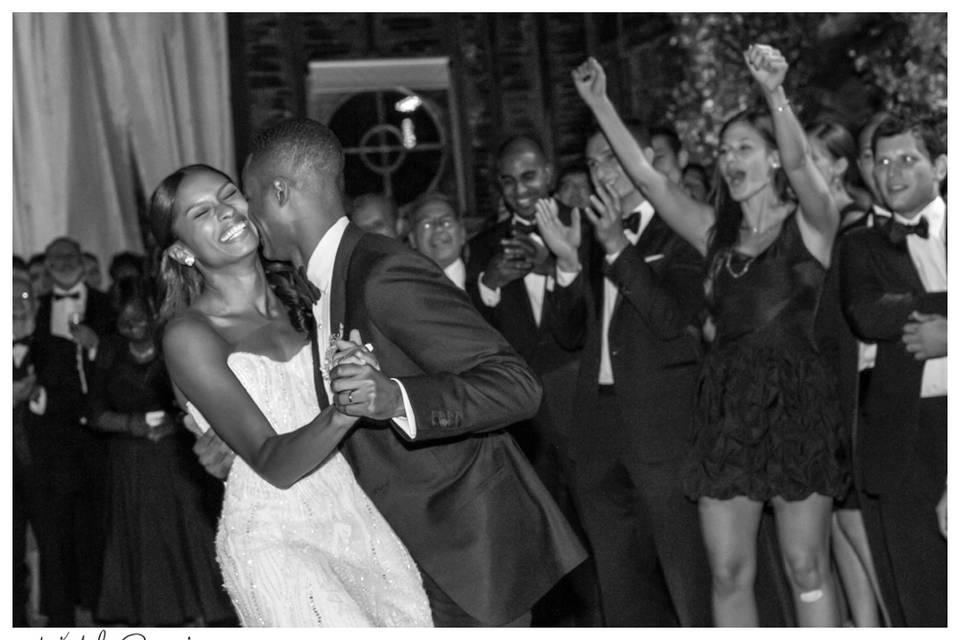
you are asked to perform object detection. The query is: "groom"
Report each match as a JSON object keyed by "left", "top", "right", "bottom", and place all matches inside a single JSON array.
[{"left": 216, "top": 118, "right": 585, "bottom": 627}]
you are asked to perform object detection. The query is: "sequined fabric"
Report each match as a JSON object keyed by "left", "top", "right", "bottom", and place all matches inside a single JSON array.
[{"left": 186, "top": 345, "right": 432, "bottom": 627}]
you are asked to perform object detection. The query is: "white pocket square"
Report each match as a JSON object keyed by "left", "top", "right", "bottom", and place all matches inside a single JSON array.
[{"left": 644, "top": 253, "right": 665, "bottom": 263}]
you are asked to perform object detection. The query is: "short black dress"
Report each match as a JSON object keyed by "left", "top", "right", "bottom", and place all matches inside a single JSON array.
[{"left": 682, "top": 214, "right": 849, "bottom": 502}]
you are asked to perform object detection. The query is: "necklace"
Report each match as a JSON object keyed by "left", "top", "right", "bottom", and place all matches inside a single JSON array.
[{"left": 724, "top": 251, "right": 755, "bottom": 279}]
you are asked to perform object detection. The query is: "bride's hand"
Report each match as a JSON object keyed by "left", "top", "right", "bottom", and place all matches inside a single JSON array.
[{"left": 332, "top": 329, "right": 380, "bottom": 370}]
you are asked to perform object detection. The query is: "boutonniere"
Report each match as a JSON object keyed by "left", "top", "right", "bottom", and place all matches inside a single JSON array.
[{"left": 322, "top": 323, "right": 345, "bottom": 382}]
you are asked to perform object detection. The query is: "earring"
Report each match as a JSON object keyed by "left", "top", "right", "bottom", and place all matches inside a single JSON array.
[{"left": 184, "top": 256, "right": 195, "bottom": 267}]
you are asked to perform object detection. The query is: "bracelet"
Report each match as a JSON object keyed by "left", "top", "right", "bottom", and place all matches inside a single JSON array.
[{"left": 773, "top": 101, "right": 791, "bottom": 113}]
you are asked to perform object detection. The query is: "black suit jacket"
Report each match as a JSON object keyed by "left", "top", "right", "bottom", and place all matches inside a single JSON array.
[
  {"left": 560, "top": 214, "right": 704, "bottom": 463},
  {"left": 839, "top": 225, "right": 947, "bottom": 495},
  {"left": 465, "top": 207, "right": 590, "bottom": 375},
  {"left": 29, "top": 287, "right": 114, "bottom": 487},
  {"left": 323, "top": 223, "right": 586, "bottom": 625}
]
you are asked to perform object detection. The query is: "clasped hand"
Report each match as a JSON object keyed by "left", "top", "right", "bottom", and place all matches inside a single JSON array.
[
  {"left": 329, "top": 329, "right": 402, "bottom": 420},
  {"left": 902, "top": 312, "right": 947, "bottom": 360}
]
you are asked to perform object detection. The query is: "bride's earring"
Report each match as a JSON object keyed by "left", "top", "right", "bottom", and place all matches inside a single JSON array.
[{"left": 184, "top": 255, "right": 195, "bottom": 267}]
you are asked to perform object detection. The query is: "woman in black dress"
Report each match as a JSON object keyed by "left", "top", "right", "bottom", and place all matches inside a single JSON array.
[
  {"left": 574, "top": 45, "right": 847, "bottom": 626},
  {"left": 87, "top": 278, "right": 234, "bottom": 626}
]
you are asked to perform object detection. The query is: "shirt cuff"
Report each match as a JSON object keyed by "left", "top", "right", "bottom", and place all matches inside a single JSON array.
[
  {"left": 556, "top": 265, "right": 581, "bottom": 287},
  {"left": 390, "top": 378, "right": 417, "bottom": 438},
  {"left": 477, "top": 272, "right": 502, "bottom": 307}
]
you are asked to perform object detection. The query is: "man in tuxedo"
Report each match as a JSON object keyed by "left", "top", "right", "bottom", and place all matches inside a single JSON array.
[
  {"left": 840, "top": 113, "right": 947, "bottom": 627},
  {"left": 466, "top": 135, "right": 598, "bottom": 625},
  {"left": 237, "top": 118, "right": 586, "bottom": 627},
  {"left": 467, "top": 135, "right": 589, "bottom": 507},
  {"left": 407, "top": 191, "right": 468, "bottom": 290},
  {"left": 27, "top": 236, "right": 114, "bottom": 625},
  {"left": 541, "top": 124, "right": 712, "bottom": 626}
]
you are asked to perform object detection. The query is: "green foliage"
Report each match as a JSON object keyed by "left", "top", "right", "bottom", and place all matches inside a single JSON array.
[{"left": 658, "top": 13, "right": 946, "bottom": 166}]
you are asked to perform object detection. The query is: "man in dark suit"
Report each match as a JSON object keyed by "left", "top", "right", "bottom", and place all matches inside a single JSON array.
[
  {"left": 539, "top": 125, "right": 712, "bottom": 626},
  {"left": 466, "top": 135, "right": 590, "bottom": 481},
  {"left": 465, "top": 135, "right": 597, "bottom": 625},
  {"left": 237, "top": 118, "right": 586, "bottom": 627},
  {"left": 840, "top": 113, "right": 947, "bottom": 627},
  {"left": 28, "top": 236, "right": 114, "bottom": 626}
]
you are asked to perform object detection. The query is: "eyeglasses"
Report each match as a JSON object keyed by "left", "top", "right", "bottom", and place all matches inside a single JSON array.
[{"left": 416, "top": 217, "right": 459, "bottom": 232}]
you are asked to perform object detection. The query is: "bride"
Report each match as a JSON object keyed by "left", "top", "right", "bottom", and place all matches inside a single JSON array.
[{"left": 148, "top": 163, "right": 432, "bottom": 627}]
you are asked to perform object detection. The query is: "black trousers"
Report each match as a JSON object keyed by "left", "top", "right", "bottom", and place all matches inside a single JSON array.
[
  {"left": 860, "top": 396, "right": 947, "bottom": 627},
  {"left": 571, "top": 387, "right": 713, "bottom": 626}
]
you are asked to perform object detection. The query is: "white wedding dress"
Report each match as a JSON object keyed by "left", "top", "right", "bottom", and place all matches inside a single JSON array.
[{"left": 186, "top": 344, "right": 432, "bottom": 627}]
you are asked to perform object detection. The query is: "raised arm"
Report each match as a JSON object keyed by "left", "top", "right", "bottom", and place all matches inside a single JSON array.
[
  {"left": 163, "top": 314, "right": 356, "bottom": 489},
  {"left": 745, "top": 44, "right": 838, "bottom": 265},
  {"left": 572, "top": 57, "right": 714, "bottom": 255}
]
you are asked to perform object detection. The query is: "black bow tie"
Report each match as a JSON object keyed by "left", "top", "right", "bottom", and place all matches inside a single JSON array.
[
  {"left": 510, "top": 219, "right": 538, "bottom": 236},
  {"left": 53, "top": 291, "right": 81, "bottom": 301},
  {"left": 887, "top": 216, "right": 929, "bottom": 246},
  {"left": 622, "top": 212, "right": 641, "bottom": 234},
  {"left": 292, "top": 266, "right": 322, "bottom": 305}
]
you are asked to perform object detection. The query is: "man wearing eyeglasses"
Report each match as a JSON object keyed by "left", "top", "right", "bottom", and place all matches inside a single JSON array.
[{"left": 407, "top": 191, "right": 468, "bottom": 290}]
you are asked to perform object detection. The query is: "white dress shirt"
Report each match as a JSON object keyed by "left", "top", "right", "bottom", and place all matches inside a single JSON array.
[
  {"left": 50, "top": 282, "right": 87, "bottom": 341},
  {"left": 599, "top": 201, "right": 656, "bottom": 385},
  {"left": 896, "top": 196, "right": 947, "bottom": 397},
  {"left": 306, "top": 217, "right": 418, "bottom": 436},
  {"left": 443, "top": 258, "right": 466, "bottom": 290}
]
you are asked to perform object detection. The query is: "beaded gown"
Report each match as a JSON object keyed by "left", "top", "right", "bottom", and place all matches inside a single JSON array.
[
  {"left": 682, "top": 213, "right": 849, "bottom": 502},
  {"left": 186, "top": 343, "right": 432, "bottom": 627}
]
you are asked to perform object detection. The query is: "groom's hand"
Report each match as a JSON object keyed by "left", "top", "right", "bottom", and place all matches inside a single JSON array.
[{"left": 330, "top": 362, "right": 405, "bottom": 421}]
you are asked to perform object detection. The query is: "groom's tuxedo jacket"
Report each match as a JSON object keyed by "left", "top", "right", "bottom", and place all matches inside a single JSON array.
[{"left": 315, "top": 223, "right": 587, "bottom": 625}]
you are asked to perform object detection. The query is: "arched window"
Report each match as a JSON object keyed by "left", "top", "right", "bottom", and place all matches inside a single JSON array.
[{"left": 307, "top": 58, "right": 465, "bottom": 210}]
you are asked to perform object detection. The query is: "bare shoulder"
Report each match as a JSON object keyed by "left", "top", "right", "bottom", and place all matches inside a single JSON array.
[{"left": 163, "top": 308, "right": 229, "bottom": 360}]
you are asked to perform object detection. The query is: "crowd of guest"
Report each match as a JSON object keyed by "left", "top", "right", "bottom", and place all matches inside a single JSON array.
[{"left": 12, "top": 43, "right": 946, "bottom": 628}]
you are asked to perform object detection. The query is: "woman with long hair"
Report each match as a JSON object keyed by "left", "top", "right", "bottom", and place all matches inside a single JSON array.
[
  {"left": 147, "top": 163, "right": 431, "bottom": 627},
  {"left": 573, "top": 45, "right": 847, "bottom": 626}
]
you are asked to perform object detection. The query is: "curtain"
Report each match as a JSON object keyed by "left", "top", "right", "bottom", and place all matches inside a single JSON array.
[{"left": 12, "top": 13, "right": 235, "bottom": 264}]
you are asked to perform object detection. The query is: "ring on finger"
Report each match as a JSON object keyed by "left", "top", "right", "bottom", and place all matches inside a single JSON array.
[{"left": 347, "top": 390, "right": 354, "bottom": 403}]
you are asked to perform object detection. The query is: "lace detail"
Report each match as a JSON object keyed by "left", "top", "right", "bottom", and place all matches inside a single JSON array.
[{"left": 185, "top": 345, "right": 432, "bottom": 627}]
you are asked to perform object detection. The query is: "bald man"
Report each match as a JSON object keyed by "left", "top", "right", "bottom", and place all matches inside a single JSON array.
[{"left": 466, "top": 134, "right": 598, "bottom": 625}]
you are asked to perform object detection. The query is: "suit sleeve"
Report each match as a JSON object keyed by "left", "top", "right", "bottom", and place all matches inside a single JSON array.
[
  {"left": 546, "top": 267, "right": 588, "bottom": 351},
  {"left": 363, "top": 251, "right": 543, "bottom": 440},
  {"left": 605, "top": 239, "right": 704, "bottom": 340},
  {"left": 839, "top": 234, "right": 947, "bottom": 342}
]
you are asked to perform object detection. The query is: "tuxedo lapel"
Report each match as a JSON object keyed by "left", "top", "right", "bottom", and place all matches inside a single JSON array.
[
  {"left": 885, "top": 237, "right": 926, "bottom": 293},
  {"left": 330, "top": 222, "right": 364, "bottom": 333}
]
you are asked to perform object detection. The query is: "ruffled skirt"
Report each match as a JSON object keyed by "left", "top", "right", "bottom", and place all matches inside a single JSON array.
[{"left": 682, "top": 331, "right": 849, "bottom": 502}]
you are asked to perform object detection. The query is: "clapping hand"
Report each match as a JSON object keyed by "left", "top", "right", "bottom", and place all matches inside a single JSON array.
[
  {"left": 330, "top": 330, "right": 403, "bottom": 421},
  {"left": 509, "top": 231, "right": 554, "bottom": 276},
  {"left": 583, "top": 177, "right": 629, "bottom": 256},
  {"left": 902, "top": 312, "right": 947, "bottom": 360},
  {"left": 743, "top": 43, "right": 788, "bottom": 94},
  {"left": 481, "top": 240, "right": 534, "bottom": 290},
  {"left": 534, "top": 198, "right": 581, "bottom": 273},
  {"left": 572, "top": 57, "right": 608, "bottom": 106}
]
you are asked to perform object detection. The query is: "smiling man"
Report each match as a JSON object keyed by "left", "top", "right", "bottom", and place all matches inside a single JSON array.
[
  {"left": 407, "top": 191, "right": 467, "bottom": 289},
  {"left": 840, "top": 112, "right": 947, "bottom": 627}
]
